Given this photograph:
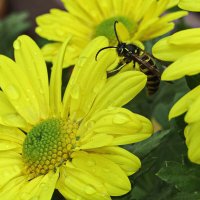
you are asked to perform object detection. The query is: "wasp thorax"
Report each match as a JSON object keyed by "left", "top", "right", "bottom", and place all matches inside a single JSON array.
[{"left": 22, "top": 118, "right": 79, "bottom": 179}]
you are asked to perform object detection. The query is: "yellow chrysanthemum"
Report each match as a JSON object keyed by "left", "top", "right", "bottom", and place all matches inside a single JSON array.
[
  {"left": 152, "top": 22, "right": 200, "bottom": 164},
  {"left": 35, "top": 0, "right": 187, "bottom": 67},
  {"left": 0, "top": 35, "right": 153, "bottom": 199}
]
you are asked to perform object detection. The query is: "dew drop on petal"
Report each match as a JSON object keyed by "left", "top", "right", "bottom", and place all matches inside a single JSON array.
[
  {"left": 87, "top": 160, "right": 96, "bottom": 167},
  {"left": 70, "top": 85, "right": 80, "bottom": 99},
  {"left": 85, "top": 185, "right": 96, "bottom": 194},
  {"left": 86, "top": 120, "right": 95, "bottom": 130},
  {"left": 3, "top": 113, "right": 23, "bottom": 125},
  {"left": 112, "top": 113, "right": 130, "bottom": 124},
  {"left": 6, "top": 85, "right": 20, "bottom": 100},
  {"left": 30, "top": 196, "right": 39, "bottom": 200},
  {"left": 56, "top": 30, "right": 64, "bottom": 37},
  {"left": 103, "top": 168, "right": 110, "bottom": 173},
  {"left": 20, "top": 192, "right": 31, "bottom": 200},
  {"left": 13, "top": 39, "right": 21, "bottom": 50}
]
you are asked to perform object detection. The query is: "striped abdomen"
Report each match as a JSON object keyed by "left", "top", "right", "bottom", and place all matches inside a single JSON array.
[{"left": 137, "top": 54, "right": 160, "bottom": 95}]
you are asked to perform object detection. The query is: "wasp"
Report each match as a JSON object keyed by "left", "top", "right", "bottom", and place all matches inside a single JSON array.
[{"left": 95, "top": 21, "right": 161, "bottom": 95}]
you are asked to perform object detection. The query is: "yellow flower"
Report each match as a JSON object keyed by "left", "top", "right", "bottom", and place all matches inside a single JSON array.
[
  {"left": 178, "top": 0, "right": 200, "bottom": 12},
  {"left": 35, "top": 0, "right": 187, "bottom": 67},
  {"left": 0, "top": 35, "right": 153, "bottom": 199},
  {"left": 152, "top": 26, "right": 200, "bottom": 164}
]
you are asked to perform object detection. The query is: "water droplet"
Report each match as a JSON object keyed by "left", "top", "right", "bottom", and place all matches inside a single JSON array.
[
  {"left": 86, "top": 120, "right": 95, "bottom": 130},
  {"left": 112, "top": 113, "right": 130, "bottom": 124},
  {"left": 56, "top": 30, "right": 64, "bottom": 37},
  {"left": 70, "top": 85, "right": 80, "bottom": 99},
  {"left": 39, "top": 89, "right": 44, "bottom": 95},
  {"left": 75, "top": 196, "right": 82, "bottom": 200},
  {"left": 6, "top": 85, "right": 20, "bottom": 100},
  {"left": 3, "top": 113, "right": 23, "bottom": 125},
  {"left": 85, "top": 185, "right": 96, "bottom": 194},
  {"left": 30, "top": 196, "right": 39, "bottom": 200},
  {"left": 13, "top": 39, "right": 21, "bottom": 50},
  {"left": 87, "top": 160, "right": 95, "bottom": 167},
  {"left": 20, "top": 192, "right": 31, "bottom": 200},
  {"left": 103, "top": 168, "right": 110, "bottom": 173}
]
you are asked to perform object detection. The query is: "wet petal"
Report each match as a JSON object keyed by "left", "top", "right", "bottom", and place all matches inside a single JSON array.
[
  {"left": 14, "top": 35, "right": 50, "bottom": 120},
  {"left": 19, "top": 171, "right": 59, "bottom": 200},
  {"left": 62, "top": 36, "right": 116, "bottom": 121},
  {"left": 87, "top": 146, "right": 141, "bottom": 176},
  {"left": 49, "top": 36, "right": 71, "bottom": 117},
  {"left": 0, "top": 125, "right": 25, "bottom": 152},
  {"left": 0, "top": 91, "right": 27, "bottom": 128},
  {"left": 88, "top": 71, "right": 147, "bottom": 116},
  {"left": 0, "top": 151, "right": 23, "bottom": 189},
  {"left": 169, "top": 86, "right": 200, "bottom": 120},
  {"left": 78, "top": 107, "right": 153, "bottom": 148},
  {"left": 71, "top": 152, "right": 131, "bottom": 196},
  {"left": 57, "top": 165, "right": 110, "bottom": 200},
  {"left": 162, "top": 50, "right": 200, "bottom": 81}
]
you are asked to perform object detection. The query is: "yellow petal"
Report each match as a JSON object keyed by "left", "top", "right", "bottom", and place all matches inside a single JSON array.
[
  {"left": 62, "top": 36, "right": 116, "bottom": 121},
  {"left": 0, "top": 91, "right": 27, "bottom": 128},
  {"left": 88, "top": 71, "right": 147, "bottom": 116},
  {"left": 19, "top": 171, "right": 59, "bottom": 200},
  {"left": 185, "top": 122, "right": 200, "bottom": 164},
  {"left": 49, "top": 36, "right": 71, "bottom": 117},
  {"left": 41, "top": 42, "right": 61, "bottom": 62},
  {"left": 87, "top": 146, "right": 141, "bottom": 176},
  {"left": 153, "top": 29, "right": 200, "bottom": 61},
  {"left": 14, "top": 35, "right": 50, "bottom": 120},
  {"left": 116, "top": 22, "right": 131, "bottom": 41},
  {"left": 0, "top": 55, "right": 40, "bottom": 124},
  {"left": 185, "top": 95, "right": 200, "bottom": 123},
  {"left": 162, "top": 49, "right": 200, "bottom": 81},
  {"left": 167, "top": 0, "right": 179, "bottom": 8},
  {"left": 0, "top": 176, "right": 26, "bottom": 199},
  {"left": 57, "top": 165, "right": 110, "bottom": 200},
  {"left": 0, "top": 125, "right": 25, "bottom": 152},
  {"left": 169, "top": 86, "right": 200, "bottom": 120},
  {"left": 42, "top": 42, "right": 81, "bottom": 68},
  {"left": 0, "top": 151, "right": 23, "bottom": 189},
  {"left": 78, "top": 107, "right": 153, "bottom": 148},
  {"left": 169, "top": 28, "right": 200, "bottom": 45},
  {"left": 179, "top": 0, "right": 200, "bottom": 11},
  {"left": 71, "top": 152, "right": 131, "bottom": 196},
  {"left": 36, "top": 9, "right": 90, "bottom": 41}
]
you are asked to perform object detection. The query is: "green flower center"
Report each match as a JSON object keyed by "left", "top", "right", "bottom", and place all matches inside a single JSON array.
[
  {"left": 93, "top": 16, "right": 137, "bottom": 44},
  {"left": 22, "top": 118, "right": 79, "bottom": 179}
]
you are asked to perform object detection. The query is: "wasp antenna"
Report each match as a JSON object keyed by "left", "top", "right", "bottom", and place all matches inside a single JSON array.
[
  {"left": 114, "top": 21, "right": 121, "bottom": 44},
  {"left": 95, "top": 46, "right": 117, "bottom": 61}
]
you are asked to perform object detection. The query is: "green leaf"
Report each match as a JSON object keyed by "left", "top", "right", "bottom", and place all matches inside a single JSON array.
[
  {"left": 157, "top": 161, "right": 200, "bottom": 193},
  {"left": 0, "top": 12, "right": 30, "bottom": 57},
  {"left": 185, "top": 74, "right": 200, "bottom": 90},
  {"left": 126, "top": 130, "right": 170, "bottom": 158},
  {"left": 172, "top": 192, "right": 200, "bottom": 200}
]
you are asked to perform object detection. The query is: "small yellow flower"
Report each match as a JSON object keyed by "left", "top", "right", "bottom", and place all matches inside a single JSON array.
[
  {"left": 178, "top": 0, "right": 200, "bottom": 12},
  {"left": 0, "top": 35, "right": 153, "bottom": 199},
  {"left": 35, "top": 0, "right": 187, "bottom": 67}
]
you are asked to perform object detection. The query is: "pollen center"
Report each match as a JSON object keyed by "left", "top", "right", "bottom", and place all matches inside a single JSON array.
[
  {"left": 22, "top": 118, "right": 79, "bottom": 179},
  {"left": 93, "top": 16, "right": 137, "bottom": 44}
]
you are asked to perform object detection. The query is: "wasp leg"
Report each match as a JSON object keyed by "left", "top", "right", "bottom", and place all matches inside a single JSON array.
[{"left": 107, "top": 62, "right": 126, "bottom": 77}]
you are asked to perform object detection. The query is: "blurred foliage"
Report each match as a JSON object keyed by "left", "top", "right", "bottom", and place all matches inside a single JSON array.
[{"left": 0, "top": 12, "right": 30, "bottom": 58}]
